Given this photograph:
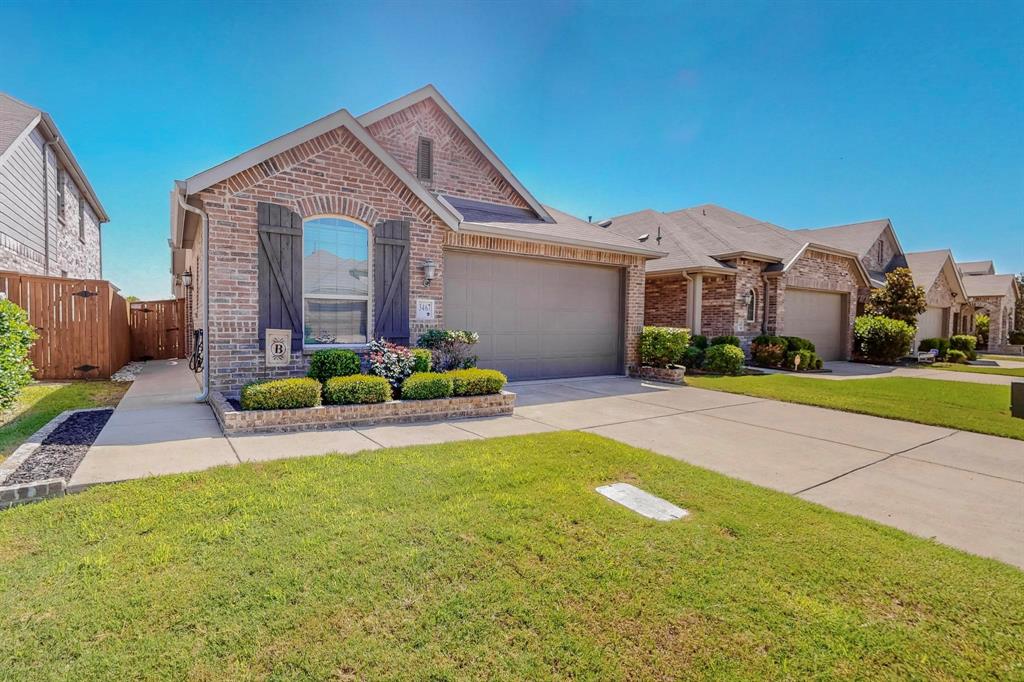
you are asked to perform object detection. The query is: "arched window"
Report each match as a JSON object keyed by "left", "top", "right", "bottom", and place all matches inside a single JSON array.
[
  {"left": 745, "top": 288, "right": 757, "bottom": 323},
  {"left": 302, "top": 217, "right": 371, "bottom": 345}
]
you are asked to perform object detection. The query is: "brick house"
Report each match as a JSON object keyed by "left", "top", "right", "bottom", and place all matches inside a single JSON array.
[
  {"left": 0, "top": 93, "right": 107, "bottom": 278},
  {"left": 606, "top": 205, "right": 871, "bottom": 359},
  {"left": 794, "top": 221, "right": 975, "bottom": 346},
  {"left": 956, "top": 261, "right": 1020, "bottom": 351},
  {"left": 169, "top": 85, "right": 664, "bottom": 396}
]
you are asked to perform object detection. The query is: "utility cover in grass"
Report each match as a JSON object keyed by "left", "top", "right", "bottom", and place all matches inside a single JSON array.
[{"left": 596, "top": 482, "right": 688, "bottom": 520}]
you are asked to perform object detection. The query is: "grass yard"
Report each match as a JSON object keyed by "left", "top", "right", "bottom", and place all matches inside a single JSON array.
[
  {"left": 687, "top": 375, "right": 1024, "bottom": 440},
  {"left": 930, "top": 362, "right": 1024, "bottom": 378},
  {"left": 0, "top": 382, "right": 129, "bottom": 460},
  {"left": 0, "top": 432, "right": 1022, "bottom": 679},
  {"left": 979, "top": 353, "right": 1024, "bottom": 363}
]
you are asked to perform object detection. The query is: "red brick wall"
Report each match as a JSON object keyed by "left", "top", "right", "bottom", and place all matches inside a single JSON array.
[
  {"left": 700, "top": 275, "right": 735, "bottom": 338},
  {"left": 365, "top": 98, "right": 531, "bottom": 208},
  {"left": 644, "top": 274, "right": 688, "bottom": 327},
  {"left": 779, "top": 249, "right": 862, "bottom": 358}
]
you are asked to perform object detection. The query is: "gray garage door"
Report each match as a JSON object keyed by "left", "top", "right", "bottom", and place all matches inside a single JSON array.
[
  {"left": 785, "top": 289, "right": 847, "bottom": 360},
  {"left": 443, "top": 251, "right": 624, "bottom": 380}
]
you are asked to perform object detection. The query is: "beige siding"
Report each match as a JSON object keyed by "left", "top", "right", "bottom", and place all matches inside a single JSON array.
[{"left": 0, "top": 127, "right": 46, "bottom": 255}]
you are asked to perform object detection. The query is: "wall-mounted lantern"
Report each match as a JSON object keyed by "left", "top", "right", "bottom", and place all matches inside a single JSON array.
[
  {"left": 182, "top": 268, "right": 193, "bottom": 289},
  {"left": 422, "top": 260, "right": 438, "bottom": 286}
]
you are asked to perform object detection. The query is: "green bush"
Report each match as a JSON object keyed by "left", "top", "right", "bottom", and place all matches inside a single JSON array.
[
  {"left": 1010, "top": 330, "right": 1024, "bottom": 345},
  {"left": 691, "top": 335, "right": 708, "bottom": 350},
  {"left": 401, "top": 372, "right": 454, "bottom": 400},
  {"left": 0, "top": 298, "right": 37, "bottom": 411},
  {"left": 307, "top": 349, "right": 361, "bottom": 383},
  {"left": 814, "top": 357, "right": 824, "bottom": 370},
  {"left": 322, "top": 375, "right": 392, "bottom": 405},
  {"left": 949, "top": 334, "right": 977, "bottom": 360},
  {"left": 945, "top": 349, "right": 968, "bottom": 364},
  {"left": 241, "top": 377, "right": 322, "bottom": 410},
  {"left": 416, "top": 329, "right": 479, "bottom": 371},
  {"left": 411, "top": 348, "right": 433, "bottom": 373},
  {"left": 710, "top": 335, "right": 741, "bottom": 348},
  {"left": 782, "top": 336, "right": 816, "bottom": 353},
  {"left": 786, "top": 349, "right": 819, "bottom": 371},
  {"left": 638, "top": 326, "right": 690, "bottom": 368},
  {"left": 918, "top": 337, "right": 949, "bottom": 359},
  {"left": 702, "top": 344, "right": 746, "bottom": 375},
  {"left": 750, "top": 334, "right": 787, "bottom": 368},
  {"left": 680, "top": 345, "right": 704, "bottom": 369},
  {"left": 448, "top": 368, "right": 507, "bottom": 396},
  {"left": 853, "top": 315, "right": 915, "bottom": 364},
  {"left": 368, "top": 339, "right": 416, "bottom": 390}
]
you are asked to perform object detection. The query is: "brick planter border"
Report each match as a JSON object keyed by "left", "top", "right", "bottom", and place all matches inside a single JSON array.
[
  {"left": 629, "top": 365, "right": 687, "bottom": 385},
  {"left": 209, "top": 390, "right": 516, "bottom": 435}
]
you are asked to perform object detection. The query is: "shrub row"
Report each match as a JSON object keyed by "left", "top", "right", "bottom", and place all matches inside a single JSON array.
[
  {"left": 241, "top": 378, "right": 322, "bottom": 410},
  {"left": 638, "top": 326, "right": 690, "bottom": 368},
  {"left": 750, "top": 335, "right": 821, "bottom": 371},
  {"left": 0, "top": 298, "right": 37, "bottom": 411}
]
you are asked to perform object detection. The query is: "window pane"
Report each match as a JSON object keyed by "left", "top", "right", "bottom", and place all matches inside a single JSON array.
[
  {"left": 304, "top": 298, "right": 367, "bottom": 344},
  {"left": 303, "top": 218, "right": 369, "bottom": 297}
]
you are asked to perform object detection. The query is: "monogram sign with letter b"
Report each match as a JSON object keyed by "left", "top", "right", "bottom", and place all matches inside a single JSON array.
[{"left": 265, "top": 329, "right": 292, "bottom": 367}]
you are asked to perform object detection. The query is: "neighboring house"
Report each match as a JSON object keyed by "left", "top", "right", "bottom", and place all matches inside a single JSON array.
[
  {"left": 169, "top": 85, "right": 664, "bottom": 395},
  {"left": 0, "top": 93, "right": 107, "bottom": 278},
  {"left": 794, "top": 221, "right": 975, "bottom": 342},
  {"left": 605, "top": 205, "right": 872, "bottom": 360},
  {"left": 957, "top": 260, "right": 1021, "bottom": 351}
]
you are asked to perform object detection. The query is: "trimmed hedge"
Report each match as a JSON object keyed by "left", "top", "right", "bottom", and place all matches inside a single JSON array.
[
  {"left": 241, "top": 377, "right": 322, "bottom": 410},
  {"left": 448, "top": 368, "right": 507, "bottom": 396},
  {"left": 703, "top": 344, "right": 745, "bottom": 375},
  {"left": 782, "top": 336, "right": 816, "bottom": 353},
  {"left": 750, "top": 334, "right": 787, "bottom": 368},
  {"left": 691, "top": 335, "right": 708, "bottom": 350},
  {"left": 949, "top": 335, "right": 977, "bottom": 360},
  {"left": 710, "top": 335, "right": 741, "bottom": 348},
  {"left": 945, "top": 349, "right": 968, "bottom": 364},
  {"left": 307, "top": 349, "right": 361, "bottom": 383},
  {"left": 680, "top": 345, "right": 704, "bottom": 369},
  {"left": 853, "top": 315, "right": 915, "bottom": 364},
  {"left": 411, "top": 348, "right": 433, "bottom": 373},
  {"left": 786, "top": 349, "right": 819, "bottom": 371},
  {"left": 0, "top": 298, "right": 37, "bottom": 411},
  {"left": 1010, "top": 330, "right": 1024, "bottom": 345},
  {"left": 401, "top": 372, "right": 454, "bottom": 400},
  {"left": 323, "top": 375, "right": 392, "bottom": 405},
  {"left": 638, "top": 326, "right": 691, "bottom": 368},
  {"left": 919, "top": 337, "right": 949, "bottom": 359}
]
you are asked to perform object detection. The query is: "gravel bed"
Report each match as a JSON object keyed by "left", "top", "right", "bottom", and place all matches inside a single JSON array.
[
  {"left": 2, "top": 409, "right": 113, "bottom": 486},
  {"left": 111, "top": 361, "right": 145, "bottom": 383}
]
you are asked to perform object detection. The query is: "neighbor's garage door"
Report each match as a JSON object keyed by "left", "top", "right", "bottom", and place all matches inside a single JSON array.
[
  {"left": 444, "top": 251, "right": 623, "bottom": 380},
  {"left": 915, "top": 306, "right": 946, "bottom": 349},
  {"left": 785, "top": 289, "right": 846, "bottom": 360}
]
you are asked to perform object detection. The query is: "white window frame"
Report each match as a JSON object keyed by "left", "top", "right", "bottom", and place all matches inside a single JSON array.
[
  {"left": 301, "top": 215, "right": 373, "bottom": 350},
  {"left": 746, "top": 288, "right": 757, "bottom": 323}
]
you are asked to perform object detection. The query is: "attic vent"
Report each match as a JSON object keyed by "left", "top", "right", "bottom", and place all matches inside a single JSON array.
[
  {"left": 596, "top": 219, "right": 612, "bottom": 228},
  {"left": 416, "top": 137, "right": 433, "bottom": 181}
]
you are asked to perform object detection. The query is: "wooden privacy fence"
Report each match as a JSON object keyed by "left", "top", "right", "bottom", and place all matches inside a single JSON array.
[
  {"left": 0, "top": 270, "right": 132, "bottom": 380},
  {"left": 129, "top": 298, "right": 186, "bottom": 361}
]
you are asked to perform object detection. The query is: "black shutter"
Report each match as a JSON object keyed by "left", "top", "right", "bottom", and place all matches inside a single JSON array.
[
  {"left": 373, "top": 219, "right": 410, "bottom": 346},
  {"left": 257, "top": 202, "right": 303, "bottom": 351},
  {"left": 416, "top": 137, "right": 433, "bottom": 180}
]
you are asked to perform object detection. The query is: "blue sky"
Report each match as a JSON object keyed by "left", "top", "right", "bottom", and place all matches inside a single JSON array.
[{"left": 2, "top": 0, "right": 1020, "bottom": 298}]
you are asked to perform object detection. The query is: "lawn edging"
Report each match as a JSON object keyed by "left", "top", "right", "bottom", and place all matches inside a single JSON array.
[{"left": 209, "top": 389, "right": 516, "bottom": 434}]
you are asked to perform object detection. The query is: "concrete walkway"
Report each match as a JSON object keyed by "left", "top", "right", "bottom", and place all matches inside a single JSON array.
[
  {"left": 72, "top": 362, "right": 1024, "bottom": 568},
  {"left": 755, "top": 360, "right": 1019, "bottom": 386}
]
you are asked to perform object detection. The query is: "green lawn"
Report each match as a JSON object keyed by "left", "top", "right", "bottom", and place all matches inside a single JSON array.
[
  {"left": 0, "top": 432, "right": 1021, "bottom": 679},
  {"left": 0, "top": 382, "right": 129, "bottom": 459},
  {"left": 931, "top": 362, "right": 1024, "bottom": 378},
  {"left": 979, "top": 353, "right": 1024, "bottom": 363},
  {"left": 687, "top": 375, "right": 1024, "bottom": 440}
]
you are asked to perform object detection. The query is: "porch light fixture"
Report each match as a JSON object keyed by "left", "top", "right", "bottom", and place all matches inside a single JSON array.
[
  {"left": 422, "top": 260, "right": 438, "bottom": 286},
  {"left": 744, "top": 290, "right": 754, "bottom": 306},
  {"left": 182, "top": 268, "right": 193, "bottom": 289}
]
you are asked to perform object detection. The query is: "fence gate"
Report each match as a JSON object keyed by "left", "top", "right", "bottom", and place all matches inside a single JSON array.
[{"left": 129, "top": 299, "right": 186, "bottom": 361}]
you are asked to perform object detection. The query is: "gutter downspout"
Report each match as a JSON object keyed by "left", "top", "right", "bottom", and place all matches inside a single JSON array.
[
  {"left": 42, "top": 135, "right": 60, "bottom": 275},
  {"left": 761, "top": 274, "right": 770, "bottom": 334},
  {"left": 175, "top": 192, "right": 210, "bottom": 402}
]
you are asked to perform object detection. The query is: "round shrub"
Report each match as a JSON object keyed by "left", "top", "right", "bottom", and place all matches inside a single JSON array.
[
  {"left": 638, "top": 326, "right": 691, "bottom": 368},
  {"left": 680, "top": 345, "right": 704, "bottom": 369},
  {"left": 782, "top": 336, "right": 816, "bottom": 353},
  {"left": 786, "top": 349, "right": 818, "bottom": 371},
  {"left": 710, "top": 335, "right": 741, "bottom": 348},
  {"left": 945, "top": 349, "right": 968, "bottom": 364},
  {"left": 307, "top": 349, "right": 361, "bottom": 383},
  {"left": 814, "top": 357, "right": 824, "bottom": 370},
  {"left": 448, "top": 368, "right": 507, "bottom": 396},
  {"left": 691, "top": 335, "right": 708, "bottom": 350},
  {"left": 918, "top": 337, "right": 949, "bottom": 359},
  {"left": 853, "top": 315, "right": 915, "bottom": 364},
  {"left": 323, "top": 375, "right": 392, "bottom": 405},
  {"left": 411, "top": 348, "right": 433, "bottom": 373},
  {"left": 416, "top": 329, "right": 479, "bottom": 371},
  {"left": 400, "top": 372, "right": 453, "bottom": 400},
  {"left": 1009, "top": 330, "right": 1024, "bottom": 345},
  {"left": 751, "top": 334, "right": 787, "bottom": 368},
  {"left": 0, "top": 298, "right": 37, "bottom": 411},
  {"left": 241, "top": 377, "right": 322, "bottom": 410},
  {"left": 368, "top": 339, "right": 416, "bottom": 390},
  {"left": 949, "top": 334, "right": 977, "bottom": 360},
  {"left": 702, "top": 344, "right": 745, "bottom": 375}
]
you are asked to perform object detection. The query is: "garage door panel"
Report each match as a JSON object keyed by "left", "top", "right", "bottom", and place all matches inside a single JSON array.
[
  {"left": 444, "top": 252, "right": 623, "bottom": 380},
  {"left": 915, "top": 307, "right": 946, "bottom": 348},
  {"left": 785, "top": 289, "right": 846, "bottom": 360}
]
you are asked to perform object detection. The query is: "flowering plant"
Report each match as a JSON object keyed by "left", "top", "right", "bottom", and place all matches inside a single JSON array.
[
  {"left": 367, "top": 339, "right": 416, "bottom": 390},
  {"left": 416, "top": 329, "right": 480, "bottom": 371}
]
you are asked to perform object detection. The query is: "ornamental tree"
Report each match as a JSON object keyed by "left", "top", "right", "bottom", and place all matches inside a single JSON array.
[{"left": 866, "top": 268, "right": 927, "bottom": 326}]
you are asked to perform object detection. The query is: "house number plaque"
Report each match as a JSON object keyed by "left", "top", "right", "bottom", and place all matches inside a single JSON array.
[
  {"left": 265, "top": 329, "right": 292, "bottom": 367},
  {"left": 415, "top": 298, "right": 435, "bottom": 321}
]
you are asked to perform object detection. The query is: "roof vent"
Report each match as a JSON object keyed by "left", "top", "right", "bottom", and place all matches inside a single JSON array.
[
  {"left": 638, "top": 234, "right": 649, "bottom": 242},
  {"left": 596, "top": 219, "right": 612, "bottom": 228},
  {"left": 416, "top": 137, "right": 433, "bottom": 181}
]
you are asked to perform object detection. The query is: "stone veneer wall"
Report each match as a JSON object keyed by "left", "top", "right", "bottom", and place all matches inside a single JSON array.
[
  {"left": 972, "top": 294, "right": 1016, "bottom": 347},
  {"left": 644, "top": 274, "right": 688, "bottom": 328}
]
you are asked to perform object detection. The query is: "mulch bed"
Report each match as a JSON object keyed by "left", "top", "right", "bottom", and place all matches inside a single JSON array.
[{"left": 2, "top": 409, "right": 113, "bottom": 486}]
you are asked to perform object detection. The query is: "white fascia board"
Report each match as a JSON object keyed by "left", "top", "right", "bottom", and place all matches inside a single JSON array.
[
  {"left": 0, "top": 114, "right": 40, "bottom": 169},
  {"left": 180, "top": 109, "right": 460, "bottom": 231},
  {"left": 358, "top": 85, "right": 555, "bottom": 224},
  {"left": 460, "top": 221, "right": 668, "bottom": 258},
  {"left": 39, "top": 114, "right": 110, "bottom": 222}
]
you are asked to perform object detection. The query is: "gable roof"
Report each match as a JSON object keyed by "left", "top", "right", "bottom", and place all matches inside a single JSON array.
[
  {"left": 0, "top": 92, "right": 109, "bottom": 222},
  {"left": 358, "top": 85, "right": 553, "bottom": 223},
  {"left": 899, "top": 250, "right": 967, "bottom": 301},
  {"left": 790, "top": 219, "right": 896, "bottom": 258},
  {"left": 962, "top": 273, "right": 1018, "bottom": 299},
  {"left": 605, "top": 204, "right": 871, "bottom": 285},
  {"left": 957, "top": 260, "right": 995, "bottom": 276}
]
